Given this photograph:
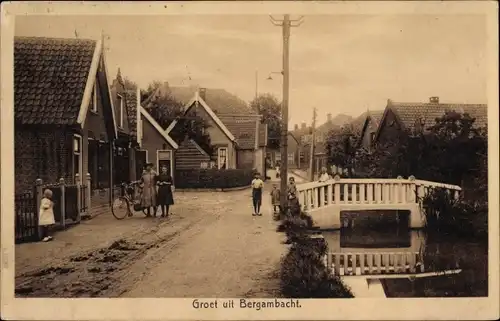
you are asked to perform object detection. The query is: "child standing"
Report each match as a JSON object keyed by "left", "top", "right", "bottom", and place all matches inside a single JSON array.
[
  {"left": 38, "top": 189, "right": 55, "bottom": 242},
  {"left": 251, "top": 172, "right": 264, "bottom": 216},
  {"left": 270, "top": 184, "right": 281, "bottom": 215}
]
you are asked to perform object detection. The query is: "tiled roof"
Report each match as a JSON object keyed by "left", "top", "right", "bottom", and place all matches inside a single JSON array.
[
  {"left": 14, "top": 36, "right": 97, "bottom": 125},
  {"left": 143, "top": 84, "right": 255, "bottom": 115},
  {"left": 125, "top": 90, "right": 138, "bottom": 137},
  {"left": 388, "top": 100, "right": 488, "bottom": 130},
  {"left": 222, "top": 118, "right": 257, "bottom": 150},
  {"left": 350, "top": 110, "right": 385, "bottom": 135}
]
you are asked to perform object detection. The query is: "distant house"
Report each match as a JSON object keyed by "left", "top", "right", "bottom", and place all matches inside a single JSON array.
[
  {"left": 125, "top": 88, "right": 179, "bottom": 180},
  {"left": 110, "top": 69, "right": 139, "bottom": 186},
  {"left": 267, "top": 132, "right": 300, "bottom": 168},
  {"left": 14, "top": 36, "right": 117, "bottom": 197},
  {"left": 354, "top": 110, "right": 384, "bottom": 152},
  {"left": 162, "top": 86, "right": 268, "bottom": 175},
  {"left": 375, "top": 97, "right": 488, "bottom": 145},
  {"left": 175, "top": 137, "right": 211, "bottom": 170},
  {"left": 291, "top": 122, "right": 312, "bottom": 169}
]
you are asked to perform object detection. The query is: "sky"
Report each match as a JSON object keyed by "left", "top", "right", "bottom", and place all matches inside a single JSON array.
[{"left": 15, "top": 14, "right": 488, "bottom": 128}]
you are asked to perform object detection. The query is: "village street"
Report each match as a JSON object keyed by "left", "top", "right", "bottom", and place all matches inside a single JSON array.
[{"left": 15, "top": 172, "right": 304, "bottom": 298}]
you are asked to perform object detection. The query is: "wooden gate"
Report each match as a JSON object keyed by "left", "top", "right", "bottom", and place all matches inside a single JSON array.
[{"left": 15, "top": 190, "right": 38, "bottom": 243}]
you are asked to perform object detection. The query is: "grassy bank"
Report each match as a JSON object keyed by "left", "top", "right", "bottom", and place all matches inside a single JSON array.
[
  {"left": 276, "top": 208, "right": 354, "bottom": 298},
  {"left": 422, "top": 188, "right": 488, "bottom": 242}
]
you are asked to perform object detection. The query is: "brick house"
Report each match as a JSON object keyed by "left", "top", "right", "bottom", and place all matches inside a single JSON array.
[
  {"left": 163, "top": 86, "right": 268, "bottom": 174},
  {"left": 353, "top": 110, "right": 384, "bottom": 152},
  {"left": 267, "top": 132, "right": 300, "bottom": 168},
  {"left": 14, "top": 36, "right": 117, "bottom": 196},
  {"left": 374, "top": 97, "right": 487, "bottom": 145},
  {"left": 291, "top": 122, "right": 312, "bottom": 169},
  {"left": 124, "top": 88, "right": 179, "bottom": 180},
  {"left": 109, "top": 69, "right": 139, "bottom": 186}
]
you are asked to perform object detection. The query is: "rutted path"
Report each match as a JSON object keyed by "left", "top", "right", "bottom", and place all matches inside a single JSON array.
[
  {"left": 15, "top": 182, "right": 291, "bottom": 298},
  {"left": 121, "top": 185, "right": 288, "bottom": 298}
]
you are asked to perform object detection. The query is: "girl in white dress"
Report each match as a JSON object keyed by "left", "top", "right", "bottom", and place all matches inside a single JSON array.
[{"left": 39, "top": 189, "right": 55, "bottom": 242}]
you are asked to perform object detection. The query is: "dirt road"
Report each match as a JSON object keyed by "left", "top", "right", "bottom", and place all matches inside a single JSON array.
[{"left": 15, "top": 185, "right": 288, "bottom": 298}]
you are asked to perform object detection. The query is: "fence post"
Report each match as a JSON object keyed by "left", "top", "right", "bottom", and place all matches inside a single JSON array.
[
  {"left": 59, "top": 177, "right": 66, "bottom": 229},
  {"left": 35, "top": 178, "right": 43, "bottom": 240},
  {"left": 86, "top": 173, "right": 92, "bottom": 215},
  {"left": 75, "top": 173, "right": 81, "bottom": 222}
]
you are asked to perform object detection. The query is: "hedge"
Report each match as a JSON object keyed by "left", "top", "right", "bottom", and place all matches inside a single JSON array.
[
  {"left": 174, "top": 168, "right": 257, "bottom": 189},
  {"left": 277, "top": 207, "right": 354, "bottom": 298}
]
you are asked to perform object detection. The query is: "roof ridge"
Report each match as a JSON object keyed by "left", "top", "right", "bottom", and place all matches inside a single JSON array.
[
  {"left": 15, "top": 36, "right": 97, "bottom": 43},
  {"left": 391, "top": 101, "right": 487, "bottom": 107}
]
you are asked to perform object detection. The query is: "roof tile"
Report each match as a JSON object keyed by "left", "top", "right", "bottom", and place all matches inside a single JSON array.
[
  {"left": 14, "top": 36, "right": 96, "bottom": 125},
  {"left": 389, "top": 101, "right": 487, "bottom": 130},
  {"left": 124, "top": 90, "right": 138, "bottom": 137}
]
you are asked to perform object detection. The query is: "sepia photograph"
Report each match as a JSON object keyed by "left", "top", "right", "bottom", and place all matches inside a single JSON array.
[{"left": 1, "top": 1, "right": 498, "bottom": 320}]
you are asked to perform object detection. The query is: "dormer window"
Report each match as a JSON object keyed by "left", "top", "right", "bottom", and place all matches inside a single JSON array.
[
  {"left": 90, "top": 82, "right": 98, "bottom": 113},
  {"left": 117, "top": 94, "right": 124, "bottom": 128}
]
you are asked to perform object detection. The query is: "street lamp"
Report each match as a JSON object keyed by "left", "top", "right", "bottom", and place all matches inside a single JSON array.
[
  {"left": 267, "top": 71, "right": 283, "bottom": 81},
  {"left": 255, "top": 70, "right": 283, "bottom": 99}
]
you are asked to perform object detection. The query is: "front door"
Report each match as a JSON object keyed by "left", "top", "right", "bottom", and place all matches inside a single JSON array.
[
  {"left": 136, "top": 150, "right": 147, "bottom": 179},
  {"left": 157, "top": 150, "right": 173, "bottom": 181}
]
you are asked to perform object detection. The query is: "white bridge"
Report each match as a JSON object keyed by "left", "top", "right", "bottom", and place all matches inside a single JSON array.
[{"left": 296, "top": 176, "right": 462, "bottom": 229}]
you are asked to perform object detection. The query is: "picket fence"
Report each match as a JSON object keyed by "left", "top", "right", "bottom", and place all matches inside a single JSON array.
[{"left": 14, "top": 173, "right": 91, "bottom": 243}]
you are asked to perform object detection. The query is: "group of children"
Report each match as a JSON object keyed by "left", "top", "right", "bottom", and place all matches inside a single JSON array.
[{"left": 250, "top": 172, "right": 298, "bottom": 217}]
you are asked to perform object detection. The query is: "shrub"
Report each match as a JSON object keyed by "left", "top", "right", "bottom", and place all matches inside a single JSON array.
[
  {"left": 422, "top": 188, "right": 487, "bottom": 240},
  {"left": 280, "top": 239, "right": 353, "bottom": 298},
  {"left": 278, "top": 206, "right": 354, "bottom": 298},
  {"left": 174, "top": 168, "right": 256, "bottom": 189}
]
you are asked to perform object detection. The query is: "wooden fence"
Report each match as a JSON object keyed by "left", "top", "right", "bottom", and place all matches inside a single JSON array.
[{"left": 14, "top": 174, "right": 91, "bottom": 243}]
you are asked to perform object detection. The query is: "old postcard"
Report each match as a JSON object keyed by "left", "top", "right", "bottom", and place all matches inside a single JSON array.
[{"left": 1, "top": 1, "right": 499, "bottom": 320}]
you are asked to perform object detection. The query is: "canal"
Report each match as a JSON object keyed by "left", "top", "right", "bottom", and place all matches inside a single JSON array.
[{"left": 321, "top": 211, "right": 488, "bottom": 297}]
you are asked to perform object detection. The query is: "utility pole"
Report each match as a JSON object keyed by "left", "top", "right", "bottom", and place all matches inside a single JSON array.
[
  {"left": 270, "top": 14, "right": 304, "bottom": 211},
  {"left": 309, "top": 107, "right": 317, "bottom": 181}
]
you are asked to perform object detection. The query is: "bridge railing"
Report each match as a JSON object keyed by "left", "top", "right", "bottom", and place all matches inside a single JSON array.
[
  {"left": 324, "top": 251, "right": 425, "bottom": 276},
  {"left": 296, "top": 176, "right": 461, "bottom": 211}
]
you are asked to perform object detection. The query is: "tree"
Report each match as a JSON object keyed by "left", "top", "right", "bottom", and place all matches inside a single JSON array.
[
  {"left": 142, "top": 81, "right": 214, "bottom": 156},
  {"left": 123, "top": 77, "right": 138, "bottom": 91},
  {"left": 425, "top": 111, "right": 487, "bottom": 185},
  {"left": 250, "top": 94, "right": 282, "bottom": 150},
  {"left": 325, "top": 124, "right": 360, "bottom": 177},
  {"left": 355, "top": 110, "right": 487, "bottom": 185}
]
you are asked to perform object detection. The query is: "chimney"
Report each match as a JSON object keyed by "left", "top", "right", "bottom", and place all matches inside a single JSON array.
[
  {"left": 301, "top": 122, "right": 306, "bottom": 130},
  {"left": 327, "top": 113, "right": 332, "bottom": 123},
  {"left": 429, "top": 96, "right": 439, "bottom": 104},
  {"left": 199, "top": 87, "right": 207, "bottom": 101},
  {"left": 294, "top": 124, "right": 299, "bottom": 131}
]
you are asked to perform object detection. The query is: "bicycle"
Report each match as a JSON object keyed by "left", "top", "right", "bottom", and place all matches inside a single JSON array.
[{"left": 111, "top": 181, "right": 149, "bottom": 220}]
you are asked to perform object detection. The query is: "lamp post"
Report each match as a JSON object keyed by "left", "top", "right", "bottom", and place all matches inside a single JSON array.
[
  {"left": 270, "top": 14, "right": 304, "bottom": 212},
  {"left": 254, "top": 70, "right": 283, "bottom": 99}
]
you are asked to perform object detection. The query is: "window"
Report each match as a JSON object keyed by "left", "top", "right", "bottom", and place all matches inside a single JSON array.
[
  {"left": 299, "top": 151, "right": 305, "bottom": 159},
  {"left": 90, "top": 82, "right": 98, "bottom": 113},
  {"left": 288, "top": 153, "right": 294, "bottom": 164},
  {"left": 73, "top": 134, "right": 83, "bottom": 180},
  {"left": 117, "top": 94, "right": 124, "bottom": 128},
  {"left": 217, "top": 147, "right": 228, "bottom": 169},
  {"left": 275, "top": 152, "right": 281, "bottom": 161}
]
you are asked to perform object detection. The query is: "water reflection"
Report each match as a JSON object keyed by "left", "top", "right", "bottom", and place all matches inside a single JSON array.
[{"left": 322, "top": 226, "right": 488, "bottom": 297}]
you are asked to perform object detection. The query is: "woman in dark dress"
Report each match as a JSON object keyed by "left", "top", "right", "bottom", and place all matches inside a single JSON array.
[{"left": 156, "top": 165, "right": 174, "bottom": 218}]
